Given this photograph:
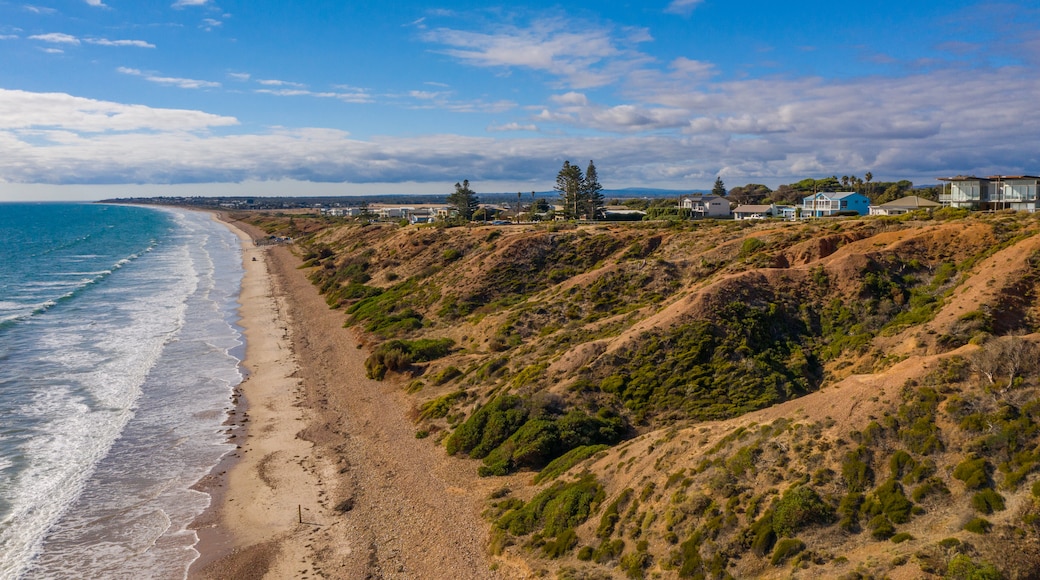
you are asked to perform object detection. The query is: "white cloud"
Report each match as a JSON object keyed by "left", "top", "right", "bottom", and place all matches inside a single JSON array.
[
  {"left": 24, "top": 5, "right": 58, "bottom": 14},
  {"left": 172, "top": 0, "right": 208, "bottom": 7},
  {"left": 409, "top": 90, "right": 446, "bottom": 100},
  {"left": 201, "top": 18, "right": 223, "bottom": 30},
  {"left": 487, "top": 122, "right": 538, "bottom": 132},
  {"left": 29, "top": 32, "right": 80, "bottom": 45},
  {"left": 257, "top": 79, "right": 306, "bottom": 88},
  {"left": 424, "top": 17, "right": 652, "bottom": 89},
  {"left": 117, "top": 67, "right": 220, "bottom": 89},
  {"left": 87, "top": 38, "right": 156, "bottom": 48},
  {"left": 255, "top": 87, "right": 374, "bottom": 104},
  {"left": 664, "top": 0, "right": 705, "bottom": 16},
  {"left": 0, "top": 35, "right": 19, "bottom": 40},
  {"left": 84, "top": 0, "right": 106, "bottom": 6},
  {"left": 0, "top": 88, "right": 237, "bottom": 132},
  {"left": 228, "top": 72, "right": 251, "bottom": 81}
]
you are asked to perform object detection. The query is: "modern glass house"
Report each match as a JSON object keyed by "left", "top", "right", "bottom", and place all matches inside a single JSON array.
[{"left": 938, "top": 175, "right": 1040, "bottom": 211}]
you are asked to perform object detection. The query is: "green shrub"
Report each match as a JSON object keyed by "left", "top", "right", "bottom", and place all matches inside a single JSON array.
[
  {"left": 446, "top": 395, "right": 528, "bottom": 458},
  {"left": 535, "top": 445, "right": 610, "bottom": 484},
  {"left": 364, "top": 338, "right": 455, "bottom": 380},
  {"left": 963, "top": 517, "right": 992, "bottom": 534},
  {"left": 576, "top": 545, "right": 594, "bottom": 561},
  {"left": 838, "top": 492, "right": 863, "bottom": 532},
  {"left": 746, "top": 511, "right": 777, "bottom": 556},
  {"left": 620, "top": 551, "right": 651, "bottom": 579},
  {"left": 874, "top": 480, "right": 914, "bottom": 524},
  {"left": 772, "top": 485, "right": 834, "bottom": 537},
  {"left": 1033, "top": 479, "right": 1040, "bottom": 497},
  {"left": 890, "top": 532, "right": 913, "bottom": 543},
  {"left": 418, "top": 390, "right": 466, "bottom": 421},
  {"left": 593, "top": 538, "right": 625, "bottom": 564},
  {"left": 739, "top": 237, "right": 766, "bottom": 258},
  {"left": 428, "top": 365, "right": 463, "bottom": 386},
  {"left": 953, "top": 456, "right": 991, "bottom": 490},
  {"left": 889, "top": 450, "right": 916, "bottom": 480},
  {"left": 869, "top": 515, "right": 895, "bottom": 540},
  {"left": 842, "top": 446, "right": 874, "bottom": 492},
  {"left": 911, "top": 477, "right": 950, "bottom": 502},
  {"left": 946, "top": 554, "right": 1002, "bottom": 580},
  {"left": 971, "top": 489, "right": 1006, "bottom": 514},
  {"left": 597, "top": 488, "right": 633, "bottom": 539},
  {"left": 770, "top": 538, "right": 805, "bottom": 566},
  {"left": 496, "top": 474, "right": 604, "bottom": 537},
  {"left": 542, "top": 528, "right": 578, "bottom": 558}
]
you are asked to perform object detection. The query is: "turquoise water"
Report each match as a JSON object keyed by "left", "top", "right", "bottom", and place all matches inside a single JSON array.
[{"left": 0, "top": 203, "right": 244, "bottom": 579}]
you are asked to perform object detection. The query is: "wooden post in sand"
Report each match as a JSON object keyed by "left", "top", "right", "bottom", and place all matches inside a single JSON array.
[{"left": 298, "top": 504, "right": 302, "bottom": 524}]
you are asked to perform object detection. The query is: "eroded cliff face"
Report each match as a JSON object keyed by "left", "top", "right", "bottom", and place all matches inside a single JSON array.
[{"left": 246, "top": 210, "right": 1040, "bottom": 579}]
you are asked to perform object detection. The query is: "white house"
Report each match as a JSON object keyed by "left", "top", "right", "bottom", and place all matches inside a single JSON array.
[
  {"left": 869, "top": 196, "right": 941, "bottom": 216},
  {"left": 680, "top": 195, "right": 731, "bottom": 218},
  {"left": 938, "top": 175, "right": 1040, "bottom": 212},
  {"left": 801, "top": 192, "right": 870, "bottom": 217}
]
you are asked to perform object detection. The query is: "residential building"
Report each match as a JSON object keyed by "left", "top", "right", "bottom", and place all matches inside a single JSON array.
[
  {"left": 733, "top": 204, "right": 777, "bottom": 220},
  {"left": 801, "top": 192, "right": 870, "bottom": 217},
  {"left": 869, "top": 196, "right": 941, "bottom": 216},
  {"left": 680, "top": 194, "right": 731, "bottom": 218},
  {"left": 938, "top": 175, "right": 1040, "bottom": 212}
]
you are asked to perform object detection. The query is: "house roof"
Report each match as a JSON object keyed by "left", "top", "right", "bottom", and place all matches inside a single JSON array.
[
  {"left": 733, "top": 204, "right": 772, "bottom": 213},
  {"left": 875, "top": 196, "right": 941, "bottom": 209}
]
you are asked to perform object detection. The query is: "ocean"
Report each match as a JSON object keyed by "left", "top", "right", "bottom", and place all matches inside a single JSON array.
[{"left": 0, "top": 203, "right": 244, "bottom": 579}]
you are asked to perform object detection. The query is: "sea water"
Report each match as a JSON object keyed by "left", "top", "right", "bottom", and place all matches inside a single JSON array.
[{"left": 0, "top": 203, "right": 244, "bottom": 579}]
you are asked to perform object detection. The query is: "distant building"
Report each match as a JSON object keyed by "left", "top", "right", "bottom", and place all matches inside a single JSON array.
[
  {"left": 680, "top": 194, "right": 731, "bottom": 218},
  {"left": 801, "top": 192, "right": 869, "bottom": 217},
  {"left": 869, "top": 196, "right": 941, "bottom": 216},
  {"left": 733, "top": 204, "right": 777, "bottom": 220},
  {"left": 938, "top": 175, "right": 1040, "bottom": 212}
]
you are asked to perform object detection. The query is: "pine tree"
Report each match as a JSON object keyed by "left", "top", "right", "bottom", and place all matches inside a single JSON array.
[
  {"left": 582, "top": 160, "right": 604, "bottom": 220},
  {"left": 554, "top": 161, "right": 584, "bottom": 220},
  {"left": 447, "top": 179, "right": 479, "bottom": 222},
  {"left": 712, "top": 176, "right": 727, "bottom": 197}
]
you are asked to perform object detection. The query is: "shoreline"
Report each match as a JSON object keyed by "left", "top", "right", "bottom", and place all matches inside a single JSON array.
[{"left": 191, "top": 212, "right": 510, "bottom": 579}]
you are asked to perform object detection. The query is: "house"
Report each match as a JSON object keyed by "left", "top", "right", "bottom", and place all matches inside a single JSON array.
[
  {"left": 680, "top": 195, "right": 731, "bottom": 218},
  {"left": 801, "top": 192, "right": 869, "bottom": 217},
  {"left": 733, "top": 204, "right": 776, "bottom": 220},
  {"left": 869, "top": 196, "right": 941, "bottom": 216},
  {"left": 938, "top": 175, "right": 1040, "bottom": 212}
]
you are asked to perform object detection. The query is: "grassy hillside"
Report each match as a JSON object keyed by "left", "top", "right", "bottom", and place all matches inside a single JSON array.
[{"left": 240, "top": 209, "right": 1040, "bottom": 579}]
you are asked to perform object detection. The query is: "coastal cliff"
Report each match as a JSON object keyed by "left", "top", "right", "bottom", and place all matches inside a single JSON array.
[{"left": 241, "top": 210, "right": 1040, "bottom": 579}]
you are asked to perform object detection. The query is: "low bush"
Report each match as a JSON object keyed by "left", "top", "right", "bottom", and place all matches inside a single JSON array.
[
  {"left": 874, "top": 480, "right": 914, "bottom": 524},
  {"left": 772, "top": 485, "right": 834, "bottom": 537},
  {"left": 364, "top": 338, "right": 455, "bottom": 380},
  {"left": 770, "top": 538, "right": 805, "bottom": 566},
  {"left": 971, "top": 489, "right": 1006, "bottom": 514},
  {"left": 953, "top": 456, "right": 991, "bottom": 490},
  {"left": 496, "top": 474, "right": 604, "bottom": 538},
  {"left": 869, "top": 515, "right": 895, "bottom": 540},
  {"left": 963, "top": 517, "right": 992, "bottom": 534},
  {"left": 534, "top": 444, "right": 610, "bottom": 484}
]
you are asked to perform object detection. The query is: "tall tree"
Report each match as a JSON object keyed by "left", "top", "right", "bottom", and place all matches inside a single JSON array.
[
  {"left": 712, "top": 176, "right": 727, "bottom": 197},
  {"left": 555, "top": 161, "right": 584, "bottom": 220},
  {"left": 448, "top": 179, "right": 479, "bottom": 221},
  {"left": 582, "top": 160, "right": 604, "bottom": 220}
]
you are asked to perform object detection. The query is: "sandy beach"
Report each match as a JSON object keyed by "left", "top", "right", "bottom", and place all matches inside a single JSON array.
[{"left": 189, "top": 215, "right": 509, "bottom": 579}]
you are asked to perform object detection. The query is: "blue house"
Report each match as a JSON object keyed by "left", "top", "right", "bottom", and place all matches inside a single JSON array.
[{"left": 801, "top": 192, "right": 870, "bottom": 217}]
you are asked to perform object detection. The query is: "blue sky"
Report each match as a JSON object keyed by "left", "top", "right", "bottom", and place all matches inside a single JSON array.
[{"left": 1, "top": 0, "right": 1038, "bottom": 200}]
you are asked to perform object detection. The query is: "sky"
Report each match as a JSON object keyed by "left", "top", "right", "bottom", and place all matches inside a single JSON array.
[{"left": 1, "top": 1, "right": 1039, "bottom": 201}]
